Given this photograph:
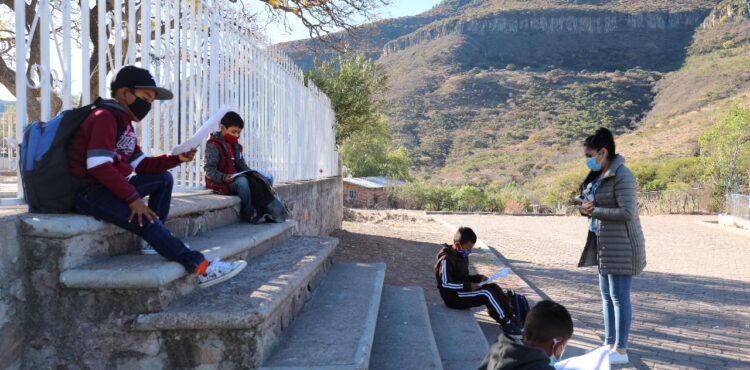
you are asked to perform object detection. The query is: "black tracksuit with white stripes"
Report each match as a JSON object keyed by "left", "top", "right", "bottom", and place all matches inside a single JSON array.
[{"left": 435, "top": 244, "right": 515, "bottom": 324}]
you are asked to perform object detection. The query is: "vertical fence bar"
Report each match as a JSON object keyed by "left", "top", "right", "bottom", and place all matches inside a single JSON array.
[
  {"left": 97, "top": 0, "right": 107, "bottom": 98},
  {"left": 81, "top": 0, "right": 91, "bottom": 105},
  {"left": 114, "top": 0, "right": 122, "bottom": 69},
  {"left": 62, "top": 0, "right": 72, "bottom": 109},
  {"left": 15, "top": 0, "right": 27, "bottom": 199},
  {"left": 141, "top": 0, "right": 151, "bottom": 153},
  {"left": 40, "top": 0, "right": 50, "bottom": 120}
]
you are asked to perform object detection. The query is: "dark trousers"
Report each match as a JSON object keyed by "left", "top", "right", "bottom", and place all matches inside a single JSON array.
[
  {"left": 75, "top": 172, "right": 205, "bottom": 272},
  {"left": 441, "top": 284, "right": 515, "bottom": 323},
  {"left": 228, "top": 173, "right": 274, "bottom": 220},
  {"left": 228, "top": 175, "right": 256, "bottom": 220}
]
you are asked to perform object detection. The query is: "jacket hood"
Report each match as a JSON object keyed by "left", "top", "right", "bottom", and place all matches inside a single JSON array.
[
  {"left": 483, "top": 334, "right": 553, "bottom": 370},
  {"left": 601, "top": 154, "right": 626, "bottom": 179}
]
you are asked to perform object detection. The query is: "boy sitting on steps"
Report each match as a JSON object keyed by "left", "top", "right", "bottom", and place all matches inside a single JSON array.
[
  {"left": 69, "top": 65, "right": 246, "bottom": 288},
  {"left": 204, "top": 111, "right": 273, "bottom": 223},
  {"left": 435, "top": 226, "right": 524, "bottom": 337}
]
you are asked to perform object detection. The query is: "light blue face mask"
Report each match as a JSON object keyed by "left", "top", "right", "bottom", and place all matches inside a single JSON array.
[
  {"left": 549, "top": 338, "right": 565, "bottom": 366},
  {"left": 458, "top": 249, "right": 472, "bottom": 258},
  {"left": 586, "top": 156, "right": 601, "bottom": 171}
]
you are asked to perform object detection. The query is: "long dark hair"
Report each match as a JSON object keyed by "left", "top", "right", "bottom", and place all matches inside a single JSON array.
[{"left": 579, "top": 127, "right": 617, "bottom": 192}]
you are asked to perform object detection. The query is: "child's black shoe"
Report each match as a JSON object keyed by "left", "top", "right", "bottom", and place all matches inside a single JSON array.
[{"left": 500, "top": 317, "right": 524, "bottom": 339}]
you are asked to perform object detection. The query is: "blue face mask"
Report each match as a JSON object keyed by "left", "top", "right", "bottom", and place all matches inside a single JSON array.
[
  {"left": 458, "top": 249, "right": 471, "bottom": 258},
  {"left": 586, "top": 156, "right": 601, "bottom": 171},
  {"left": 549, "top": 355, "right": 559, "bottom": 366},
  {"left": 549, "top": 338, "right": 565, "bottom": 366}
]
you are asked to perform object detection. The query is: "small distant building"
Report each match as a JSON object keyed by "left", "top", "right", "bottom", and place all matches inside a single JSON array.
[{"left": 343, "top": 176, "right": 405, "bottom": 209}]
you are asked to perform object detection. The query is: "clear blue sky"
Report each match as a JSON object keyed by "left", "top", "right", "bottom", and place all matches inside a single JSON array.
[{"left": 267, "top": 0, "right": 443, "bottom": 43}]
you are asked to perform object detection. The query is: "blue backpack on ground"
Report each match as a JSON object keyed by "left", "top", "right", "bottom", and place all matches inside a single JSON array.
[
  {"left": 20, "top": 98, "right": 124, "bottom": 213},
  {"left": 506, "top": 289, "right": 531, "bottom": 324}
]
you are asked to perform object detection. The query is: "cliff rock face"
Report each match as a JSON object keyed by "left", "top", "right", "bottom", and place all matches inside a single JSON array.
[{"left": 384, "top": 10, "right": 710, "bottom": 56}]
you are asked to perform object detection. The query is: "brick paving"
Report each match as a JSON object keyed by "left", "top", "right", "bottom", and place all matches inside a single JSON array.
[{"left": 435, "top": 214, "right": 750, "bottom": 370}]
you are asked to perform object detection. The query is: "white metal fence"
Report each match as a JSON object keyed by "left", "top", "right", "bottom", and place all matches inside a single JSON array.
[
  {"left": 4, "top": 0, "right": 338, "bottom": 202},
  {"left": 727, "top": 193, "right": 750, "bottom": 221}
]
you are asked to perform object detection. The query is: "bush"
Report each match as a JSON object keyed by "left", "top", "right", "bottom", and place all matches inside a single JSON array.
[{"left": 452, "top": 186, "right": 488, "bottom": 211}]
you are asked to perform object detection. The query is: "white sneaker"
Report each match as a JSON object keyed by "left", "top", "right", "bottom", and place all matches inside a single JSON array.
[
  {"left": 586, "top": 344, "right": 612, "bottom": 354},
  {"left": 140, "top": 240, "right": 158, "bottom": 255},
  {"left": 609, "top": 350, "right": 629, "bottom": 365},
  {"left": 197, "top": 258, "right": 247, "bottom": 288}
]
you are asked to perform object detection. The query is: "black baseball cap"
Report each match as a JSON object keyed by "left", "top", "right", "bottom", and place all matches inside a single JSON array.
[{"left": 110, "top": 65, "right": 173, "bottom": 100}]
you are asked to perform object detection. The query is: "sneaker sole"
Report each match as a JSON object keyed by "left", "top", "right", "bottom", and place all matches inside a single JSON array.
[
  {"left": 140, "top": 249, "right": 158, "bottom": 255},
  {"left": 198, "top": 260, "right": 248, "bottom": 289}
]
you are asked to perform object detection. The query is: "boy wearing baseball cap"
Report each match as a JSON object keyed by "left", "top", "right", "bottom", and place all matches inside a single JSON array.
[{"left": 68, "top": 65, "right": 246, "bottom": 288}]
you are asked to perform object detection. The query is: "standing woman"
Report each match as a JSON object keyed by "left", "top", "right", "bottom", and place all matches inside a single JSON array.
[{"left": 577, "top": 127, "right": 646, "bottom": 365}]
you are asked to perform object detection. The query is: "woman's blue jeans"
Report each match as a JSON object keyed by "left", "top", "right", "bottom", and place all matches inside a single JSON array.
[{"left": 599, "top": 273, "right": 633, "bottom": 349}]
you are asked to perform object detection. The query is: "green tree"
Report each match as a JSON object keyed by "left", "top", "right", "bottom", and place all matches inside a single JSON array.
[
  {"left": 699, "top": 104, "right": 750, "bottom": 187},
  {"left": 305, "top": 54, "right": 389, "bottom": 144},
  {"left": 306, "top": 53, "right": 410, "bottom": 179}
]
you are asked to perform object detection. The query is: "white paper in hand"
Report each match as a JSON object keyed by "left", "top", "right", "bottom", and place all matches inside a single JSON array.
[
  {"left": 171, "top": 105, "right": 231, "bottom": 155},
  {"left": 554, "top": 346, "right": 610, "bottom": 370},
  {"left": 479, "top": 267, "right": 511, "bottom": 286}
]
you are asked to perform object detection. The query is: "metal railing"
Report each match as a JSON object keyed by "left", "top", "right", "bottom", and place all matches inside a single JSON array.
[
  {"left": 726, "top": 193, "right": 750, "bottom": 221},
  {"left": 3, "top": 0, "right": 338, "bottom": 204}
]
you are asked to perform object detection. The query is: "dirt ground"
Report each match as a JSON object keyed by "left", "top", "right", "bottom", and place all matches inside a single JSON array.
[
  {"left": 331, "top": 208, "right": 534, "bottom": 306},
  {"left": 331, "top": 208, "right": 450, "bottom": 304}
]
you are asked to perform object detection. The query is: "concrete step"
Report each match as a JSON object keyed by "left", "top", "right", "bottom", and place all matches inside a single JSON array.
[
  {"left": 370, "top": 285, "right": 443, "bottom": 370},
  {"left": 428, "top": 304, "right": 490, "bottom": 370},
  {"left": 21, "top": 193, "right": 241, "bottom": 272},
  {"left": 132, "top": 236, "right": 338, "bottom": 368},
  {"left": 260, "top": 262, "right": 386, "bottom": 370},
  {"left": 60, "top": 220, "right": 296, "bottom": 289}
]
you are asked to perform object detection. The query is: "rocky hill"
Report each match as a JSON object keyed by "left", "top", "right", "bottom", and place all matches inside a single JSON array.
[{"left": 282, "top": 0, "right": 741, "bottom": 194}]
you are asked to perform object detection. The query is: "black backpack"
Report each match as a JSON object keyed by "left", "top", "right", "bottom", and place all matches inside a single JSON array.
[
  {"left": 506, "top": 289, "right": 531, "bottom": 324},
  {"left": 20, "top": 98, "right": 125, "bottom": 213},
  {"left": 246, "top": 171, "right": 289, "bottom": 223}
]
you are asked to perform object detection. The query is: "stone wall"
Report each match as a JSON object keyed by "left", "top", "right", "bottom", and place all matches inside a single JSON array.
[
  {"left": 276, "top": 176, "right": 343, "bottom": 235},
  {"left": 0, "top": 175, "right": 342, "bottom": 369},
  {"left": 0, "top": 215, "right": 24, "bottom": 370}
]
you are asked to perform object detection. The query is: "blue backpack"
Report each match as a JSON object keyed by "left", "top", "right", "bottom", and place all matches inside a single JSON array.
[
  {"left": 506, "top": 289, "right": 531, "bottom": 324},
  {"left": 20, "top": 98, "right": 124, "bottom": 213}
]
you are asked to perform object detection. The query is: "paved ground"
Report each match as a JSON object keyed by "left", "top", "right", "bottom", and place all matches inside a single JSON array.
[{"left": 435, "top": 214, "right": 750, "bottom": 370}]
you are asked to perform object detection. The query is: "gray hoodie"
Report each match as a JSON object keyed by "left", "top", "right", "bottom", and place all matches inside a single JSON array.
[{"left": 478, "top": 334, "right": 554, "bottom": 370}]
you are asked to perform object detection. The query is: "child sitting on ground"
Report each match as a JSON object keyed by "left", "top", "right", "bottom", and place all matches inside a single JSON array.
[
  {"left": 204, "top": 111, "right": 273, "bottom": 223},
  {"left": 479, "top": 300, "right": 574, "bottom": 370},
  {"left": 435, "top": 226, "right": 524, "bottom": 337}
]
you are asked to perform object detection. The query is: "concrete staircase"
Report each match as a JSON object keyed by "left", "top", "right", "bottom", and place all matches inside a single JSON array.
[{"left": 19, "top": 193, "right": 490, "bottom": 369}]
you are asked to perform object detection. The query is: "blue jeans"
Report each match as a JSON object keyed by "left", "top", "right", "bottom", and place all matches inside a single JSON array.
[
  {"left": 75, "top": 172, "right": 205, "bottom": 272},
  {"left": 228, "top": 173, "right": 274, "bottom": 220},
  {"left": 599, "top": 273, "right": 633, "bottom": 349}
]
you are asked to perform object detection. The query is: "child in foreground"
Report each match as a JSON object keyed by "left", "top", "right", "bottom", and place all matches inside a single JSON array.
[{"left": 479, "top": 300, "right": 574, "bottom": 370}]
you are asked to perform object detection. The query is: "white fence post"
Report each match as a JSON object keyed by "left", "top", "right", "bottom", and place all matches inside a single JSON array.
[{"left": 5, "top": 0, "right": 339, "bottom": 204}]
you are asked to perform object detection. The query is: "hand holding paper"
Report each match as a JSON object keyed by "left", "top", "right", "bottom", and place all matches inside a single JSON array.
[
  {"left": 479, "top": 267, "right": 511, "bottom": 286},
  {"left": 171, "top": 105, "right": 231, "bottom": 155}
]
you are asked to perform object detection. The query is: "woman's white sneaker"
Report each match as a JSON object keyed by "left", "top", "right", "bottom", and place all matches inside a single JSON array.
[
  {"left": 197, "top": 258, "right": 247, "bottom": 288},
  {"left": 609, "top": 350, "right": 629, "bottom": 365}
]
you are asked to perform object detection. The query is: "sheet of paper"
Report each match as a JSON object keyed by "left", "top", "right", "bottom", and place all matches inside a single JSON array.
[
  {"left": 229, "top": 170, "right": 252, "bottom": 179},
  {"left": 171, "top": 105, "right": 231, "bottom": 155},
  {"left": 554, "top": 346, "right": 611, "bottom": 370},
  {"left": 479, "top": 267, "right": 511, "bottom": 286}
]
